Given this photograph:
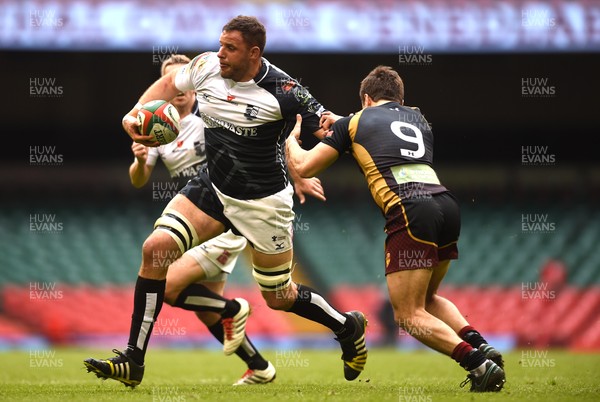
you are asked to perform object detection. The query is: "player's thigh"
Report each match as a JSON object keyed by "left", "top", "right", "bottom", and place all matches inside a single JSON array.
[
  {"left": 427, "top": 260, "right": 451, "bottom": 300},
  {"left": 164, "top": 193, "right": 225, "bottom": 244},
  {"left": 198, "top": 230, "right": 248, "bottom": 274},
  {"left": 217, "top": 183, "right": 294, "bottom": 255},
  {"left": 386, "top": 268, "right": 433, "bottom": 317}
]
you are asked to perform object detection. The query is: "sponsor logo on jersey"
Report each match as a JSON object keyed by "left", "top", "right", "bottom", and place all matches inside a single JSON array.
[
  {"left": 244, "top": 104, "right": 260, "bottom": 120},
  {"left": 201, "top": 113, "right": 258, "bottom": 136}
]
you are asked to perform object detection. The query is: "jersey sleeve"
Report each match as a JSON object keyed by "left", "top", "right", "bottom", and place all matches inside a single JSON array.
[
  {"left": 278, "top": 79, "right": 325, "bottom": 136},
  {"left": 174, "top": 52, "right": 213, "bottom": 92},
  {"left": 145, "top": 146, "right": 159, "bottom": 167},
  {"left": 295, "top": 85, "right": 325, "bottom": 135},
  {"left": 321, "top": 115, "right": 353, "bottom": 154}
]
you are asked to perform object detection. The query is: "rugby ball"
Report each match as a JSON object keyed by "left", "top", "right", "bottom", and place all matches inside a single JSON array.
[{"left": 137, "top": 100, "right": 180, "bottom": 145}]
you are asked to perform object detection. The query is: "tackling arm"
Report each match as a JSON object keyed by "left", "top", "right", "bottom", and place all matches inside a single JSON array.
[{"left": 286, "top": 114, "right": 339, "bottom": 178}]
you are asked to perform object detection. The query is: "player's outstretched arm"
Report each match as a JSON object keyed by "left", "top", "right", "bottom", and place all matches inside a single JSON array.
[
  {"left": 122, "top": 69, "right": 181, "bottom": 147},
  {"left": 286, "top": 114, "right": 339, "bottom": 178}
]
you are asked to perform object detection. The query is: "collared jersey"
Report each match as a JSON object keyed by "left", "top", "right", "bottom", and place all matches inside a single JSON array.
[
  {"left": 322, "top": 102, "right": 448, "bottom": 215},
  {"left": 175, "top": 52, "right": 324, "bottom": 199}
]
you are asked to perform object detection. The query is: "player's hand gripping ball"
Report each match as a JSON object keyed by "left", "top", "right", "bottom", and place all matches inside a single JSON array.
[{"left": 137, "top": 100, "right": 181, "bottom": 145}]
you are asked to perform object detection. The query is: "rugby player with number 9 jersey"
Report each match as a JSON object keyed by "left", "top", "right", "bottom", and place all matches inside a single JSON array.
[{"left": 286, "top": 65, "right": 506, "bottom": 393}]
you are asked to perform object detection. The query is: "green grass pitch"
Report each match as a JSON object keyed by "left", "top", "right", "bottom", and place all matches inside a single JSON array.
[{"left": 1, "top": 348, "right": 599, "bottom": 401}]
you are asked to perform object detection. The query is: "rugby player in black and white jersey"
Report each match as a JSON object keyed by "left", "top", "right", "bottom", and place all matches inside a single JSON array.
[
  {"left": 84, "top": 17, "right": 367, "bottom": 388},
  {"left": 286, "top": 66, "right": 506, "bottom": 392},
  {"left": 125, "top": 54, "right": 326, "bottom": 385}
]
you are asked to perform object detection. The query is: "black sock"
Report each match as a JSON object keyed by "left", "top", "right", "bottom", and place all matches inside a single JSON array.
[
  {"left": 173, "top": 283, "right": 240, "bottom": 318},
  {"left": 461, "top": 349, "right": 487, "bottom": 372},
  {"left": 459, "top": 325, "right": 488, "bottom": 349},
  {"left": 126, "top": 276, "right": 166, "bottom": 365},
  {"left": 207, "top": 322, "right": 268, "bottom": 370},
  {"left": 287, "top": 284, "right": 350, "bottom": 335}
]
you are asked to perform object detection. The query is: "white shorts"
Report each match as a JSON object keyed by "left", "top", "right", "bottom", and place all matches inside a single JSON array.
[
  {"left": 214, "top": 183, "right": 295, "bottom": 254},
  {"left": 185, "top": 230, "right": 248, "bottom": 282}
]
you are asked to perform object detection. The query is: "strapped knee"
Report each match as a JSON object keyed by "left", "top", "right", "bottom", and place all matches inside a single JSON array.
[
  {"left": 252, "top": 262, "right": 292, "bottom": 292},
  {"left": 154, "top": 209, "right": 200, "bottom": 254}
]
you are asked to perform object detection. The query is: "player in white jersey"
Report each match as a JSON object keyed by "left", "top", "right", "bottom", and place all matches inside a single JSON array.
[{"left": 84, "top": 16, "right": 367, "bottom": 388}]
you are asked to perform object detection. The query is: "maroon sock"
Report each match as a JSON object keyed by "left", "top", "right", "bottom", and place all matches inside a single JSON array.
[
  {"left": 452, "top": 341, "right": 487, "bottom": 371},
  {"left": 451, "top": 341, "right": 473, "bottom": 364}
]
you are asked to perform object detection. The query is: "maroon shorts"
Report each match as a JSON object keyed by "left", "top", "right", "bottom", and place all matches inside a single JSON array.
[{"left": 384, "top": 191, "right": 460, "bottom": 275}]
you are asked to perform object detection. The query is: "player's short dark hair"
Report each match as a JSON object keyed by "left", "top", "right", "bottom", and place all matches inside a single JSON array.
[
  {"left": 160, "top": 54, "right": 191, "bottom": 76},
  {"left": 359, "top": 65, "right": 404, "bottom": 103},
  {"left": 223, "top": 15, "right": 266, "bottom": 55}
]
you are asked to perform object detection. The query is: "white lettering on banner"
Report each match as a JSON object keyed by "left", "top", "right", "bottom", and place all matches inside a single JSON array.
[{"left": 1, "top": 1, "right": 598, "bottom": 52}]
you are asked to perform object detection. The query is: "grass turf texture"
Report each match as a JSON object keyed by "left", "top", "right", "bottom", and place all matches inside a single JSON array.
[{"left": 1, "top": 348, "right": 598, "bottom": 401}]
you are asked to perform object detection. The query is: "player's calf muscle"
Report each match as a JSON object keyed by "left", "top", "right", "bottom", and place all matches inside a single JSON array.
[{"left": 262, "top": 285, "right": 296, "bottom": 310}]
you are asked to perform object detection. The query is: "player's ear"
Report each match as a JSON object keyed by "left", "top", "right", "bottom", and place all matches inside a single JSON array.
[{"left": 249, "top": 46, "right": 261, "bottom": 60}]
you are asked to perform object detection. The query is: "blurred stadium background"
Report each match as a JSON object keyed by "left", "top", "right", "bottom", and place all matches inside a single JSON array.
[{"left": 1, "top": 0, "right": 600, "bottom": 357}]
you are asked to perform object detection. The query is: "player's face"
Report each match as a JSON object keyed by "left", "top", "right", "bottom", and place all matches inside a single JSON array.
[
  {"left": 217, "top": 30, "right": 255, "bottom": 82},
  {"left": 163, "top": 63, "right": 195, "bottom": 108}
]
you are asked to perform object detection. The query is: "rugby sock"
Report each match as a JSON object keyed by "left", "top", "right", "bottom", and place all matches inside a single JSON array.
[
  {"left": 207, "top": 322, "right": 268, "bottom": 370},
  {"left": 287, "top": 284, "right": 351, "bottom": 336},
  {"left": 126, "top": 276, "right": 166, "bottom": 365},
  {"left": 173, "top": 283, "right": 240, "bottom": 318},
  {"left": 458, "top": 325, "right": 488, "bottom": 349},
  {"left": 452, "top": 341, "right": 487, "bottom": 373}
]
